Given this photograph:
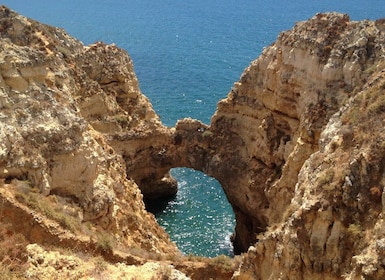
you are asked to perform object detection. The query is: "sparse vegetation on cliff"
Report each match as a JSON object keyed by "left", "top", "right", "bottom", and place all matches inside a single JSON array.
[
  {"left": 0, "top": 223, "right": 28, "bottom": 279},
  {"left": 14, "top": 187, "right": 80, "bottom": 233}
]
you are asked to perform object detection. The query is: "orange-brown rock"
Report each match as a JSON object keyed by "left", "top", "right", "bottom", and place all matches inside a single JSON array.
[{"left": 143, "top": 13, "right": 385, "bottom": 263}]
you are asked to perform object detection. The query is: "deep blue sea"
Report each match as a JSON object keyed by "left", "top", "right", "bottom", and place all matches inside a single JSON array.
[{"left": 4, "top": 0, "right": 384, "bottom": 257}]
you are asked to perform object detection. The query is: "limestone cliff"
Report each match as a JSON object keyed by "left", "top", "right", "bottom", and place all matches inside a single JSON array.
[
  {"left": 223, "top": 13, "right": 385, "bottom": 279},
  {"left": 0, "top": 4, "right": 177, "bottom": 260},
  {"left": 210, "top": 12, "right": 385, "bottom": 254},
  {"left": 137, "top": 12, "right": 385, "bottom": 279},
  {"left": 0, "top": 6, "right": 237, "bottom": 279},
  {"left": 141, "top": 13, "right": 385, "bottom": 270}
]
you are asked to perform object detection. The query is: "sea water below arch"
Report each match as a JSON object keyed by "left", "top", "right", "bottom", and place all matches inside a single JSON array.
[
  {"left": 3, "top": 0, "right": 385, "bottom": 257},
  {"left": 150, "top": 168, "right": 235, "bottom": 257}
]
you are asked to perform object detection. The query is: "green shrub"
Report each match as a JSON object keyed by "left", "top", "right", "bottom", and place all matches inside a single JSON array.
[
  {"left": 152, "top": 264, "right": 172, "bottom": 280},
  {"left": 367, "top": 93, "right": 385, "bottom": 116},
  {"left": 317, "top": 169, "right": 335, "bottom": 188},
  {"left": 96, "top": 232, "right": 113, "bottom": 253},
  {"left": 347, "top": 223, "right": 363, "bottom": 238},
  {"left": 91, "top": 256, "right": 108, "bottom": 275},
  {"left": 210, "top": 254, "right": 234, "bottom": 271},
  {"left": 202, "top": 130, "right": 213, "bottom": 138}
]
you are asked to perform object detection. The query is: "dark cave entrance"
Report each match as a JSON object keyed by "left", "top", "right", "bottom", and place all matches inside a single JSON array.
[{"left": 146, "top": 167, "right": 235, "bottom": 257}]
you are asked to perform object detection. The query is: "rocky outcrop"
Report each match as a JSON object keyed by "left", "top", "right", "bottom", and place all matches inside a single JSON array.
[
  {"left": 74, "top": 41, "right": 178, "bottom": 200},
  {"left": 209, "top": 12, "right": 385, "bottom": 253},
  {"left": 143, "top": 13, "right": 385, "bottom": 262},
  {"left": 133, "top": 12, "right": 385, "bottom": 278},
  {"left": 224, "top": 13, "right": 385, "bottom": 279},
  {"left": 0, "top": 5, "right": 176, "bottom": 255},
  {"left": 25, "top": 244, "right": 190, "bottom": 280}
]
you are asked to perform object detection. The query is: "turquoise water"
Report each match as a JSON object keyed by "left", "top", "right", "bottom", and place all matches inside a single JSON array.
[
  {"left": 148, "top": 168, "right": 235, "bottom": 257},
  {"left": 4, "top": 0, "right": 385, "bottom": 257}
]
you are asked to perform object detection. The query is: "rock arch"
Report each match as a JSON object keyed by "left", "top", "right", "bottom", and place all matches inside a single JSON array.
[
  {"left": 120, "top": 117, "right": 270, "bottom": 254},
  {"left": 122, "top": 13, "right": 385, "bottom": 257}
]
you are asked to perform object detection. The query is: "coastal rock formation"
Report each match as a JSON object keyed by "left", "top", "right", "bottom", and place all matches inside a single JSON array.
[
  {"left": 0, "top": 6, "right": 238, "bottom": 279},
  {"left": 2, "top": 4, "right": 385, "bottom": 279},
  {"left": 146, "top": 13, "right": 385, "bottom": 265},
  {"left": 209, "top": 12, "right": 384, "bottom": 252},
  {"left": 0, "top": 5, "right": 177, "bottom": 257},
  {"left": 25, "top": 244, "right": 189, "bottom": 280},
  {"left": 223, "top": 13, "right": 385, "bottom": 279},
  {"left": 139, "top": 12, "right": 385, "bottom": 278}
]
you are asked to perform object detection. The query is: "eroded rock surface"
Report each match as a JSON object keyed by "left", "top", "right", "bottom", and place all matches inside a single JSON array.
[
  {"left": 136, "top": 12, "right": 385, "bottom": 278},
  {"left": 0, "top": 5, "right": 176, "bottom": 256},
  {"left": 209, "top": 12, "right": 385, "bottom": 254},
  {"left": 225, "top": 13, "right": 385, "bottom": 279},
  {"left": 149, "top": 13, "right": 385, "bottom": 265}
]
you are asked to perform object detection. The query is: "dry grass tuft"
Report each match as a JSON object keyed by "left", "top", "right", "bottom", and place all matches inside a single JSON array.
[
  {"left": 95, "top": 231, "right": 114, "bottom": 253},
  {"left": 152, "top": 264, "right": 172, "bottom": 280},
  {"left": 14, "top": 188, "right": 80, "bottom": 233},
  {"left": 0, "top": 222, "right": 28, "bottom": 279}
]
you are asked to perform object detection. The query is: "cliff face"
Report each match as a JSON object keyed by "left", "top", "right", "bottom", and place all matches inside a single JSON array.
[
  {"left": 0, "top": 7, "right": 238, "bottom": 279},
  {"left": 143, "top": 12, "right": 385, "bottom": 278},
  {"left": 0, "top": 5, "right": 176, "bottom": 256},
  {"left": 223, "top": 14, "right": 385, "bottom": 279},
  {"left": 208, "top": 12, "right": 385, "bottom": 254},
  {"left": 154, "top": 13, "right": 385, "bottom": 265}
]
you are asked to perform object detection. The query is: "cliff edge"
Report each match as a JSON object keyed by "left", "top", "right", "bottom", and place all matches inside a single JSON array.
[
  {"left": 0, "top": 6, "right": 237, "bottom": 279},
  {"left": 0, "top": 5, "right": 184, "bottom": 279},
  {"left": 224, "top": 13, "right": 385, "bottom": 279}
]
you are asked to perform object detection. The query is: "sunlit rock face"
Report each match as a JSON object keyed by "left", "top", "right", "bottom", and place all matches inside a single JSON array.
[
  {"left": 161, "top": 14, "right": 385, "bottom": 263},
  {"left": 0, "top": 5, "right": 177, "bottom": 254},
  {"left": 220, "top": 13, "right": 385, "bottom": 279},
  {"left": 149, "top": 12, "right": 385, "bottom": 278}
]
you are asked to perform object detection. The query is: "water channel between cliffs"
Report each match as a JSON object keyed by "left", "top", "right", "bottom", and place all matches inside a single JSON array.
[{"left": 146, "top": 168, "right": 235, "bottom": 257}]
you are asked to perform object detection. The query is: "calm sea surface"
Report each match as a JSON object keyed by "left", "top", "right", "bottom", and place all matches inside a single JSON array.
[{"left": 4, "top": 0, "right": 384, "bottom": 257}]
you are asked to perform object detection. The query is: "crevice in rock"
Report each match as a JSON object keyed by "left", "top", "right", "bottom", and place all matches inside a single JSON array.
[{"left": 100, "top": 80, "right": 119, "bottom": 86}]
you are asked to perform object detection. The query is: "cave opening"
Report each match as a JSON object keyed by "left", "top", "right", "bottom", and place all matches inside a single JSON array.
[{"left": 146, "top": 167, "right": 235, "bottom": 257}]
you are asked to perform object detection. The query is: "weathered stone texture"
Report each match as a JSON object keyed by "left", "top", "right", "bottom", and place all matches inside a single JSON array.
[{"left": 0, "top": 5, "right": 176, "bottom": 255}]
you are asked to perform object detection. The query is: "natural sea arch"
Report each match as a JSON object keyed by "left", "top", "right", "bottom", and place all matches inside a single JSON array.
[
  {"left": 129, "top": 118, "right": 266, "bottom": 255},
  {"left": 146, "top": 168, "right": 235, "bottom": 257}
]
